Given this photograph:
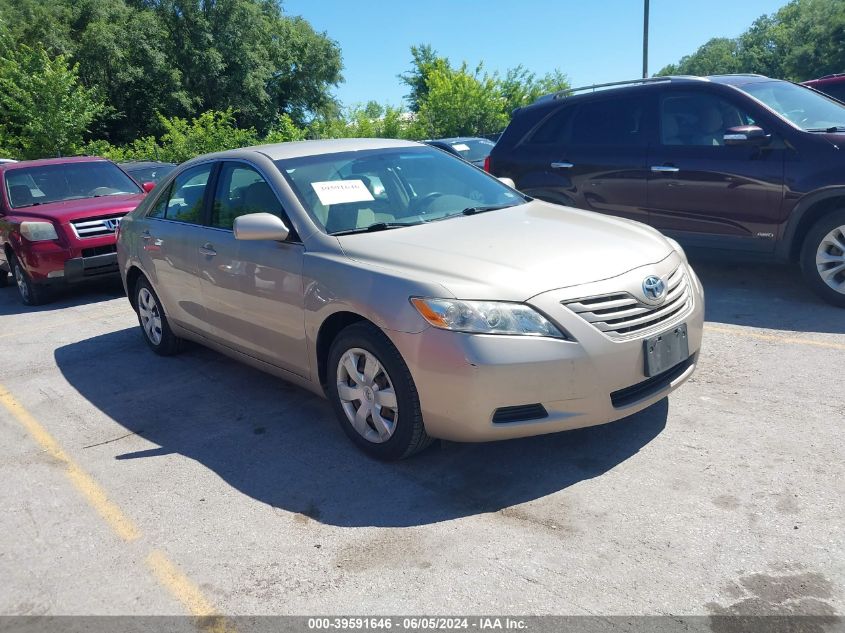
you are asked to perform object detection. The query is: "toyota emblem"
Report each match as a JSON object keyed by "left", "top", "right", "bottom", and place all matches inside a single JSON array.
[{"left": 642, "top": 275, "right": 667, "bottom": 303}]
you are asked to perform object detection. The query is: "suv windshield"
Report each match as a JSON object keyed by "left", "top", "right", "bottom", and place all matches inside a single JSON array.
[
  {"left": 276, "top": 146, "right": 524, "bottom": 235},
  {"left": 5, "top": 161, "right": 142, "bottom": 208},
  {"left": 739, "top": 80, "right": 845, "bottom": 131}
]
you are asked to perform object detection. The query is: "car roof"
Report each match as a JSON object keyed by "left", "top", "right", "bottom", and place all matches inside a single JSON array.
[
  {"left": 119, "top": 160, "right": 175, "bottom": 168},
  {"left": 803, "top": 74, "right": 845, "bottom": 86},
  {"left": 530, "top": 74, "right": 778, "bottom": 107},
  {"left": 0, "top": 155, "right": 107, "bottom": 173},
  {"left": 425, "top": 137, "right": 490, "bottom": 144},
  {"left": 194, "top": 138, "right": 422, "bottom": 163}
]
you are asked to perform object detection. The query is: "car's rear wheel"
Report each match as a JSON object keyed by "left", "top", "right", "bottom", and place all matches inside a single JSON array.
[
  {"left": 9, "top": 252, "right": 48, "bottom": 306},
  {"left": 327, "top": 322, "right": 432, "bottom": 460},
  {"left": 135, "top": 277, "right": 182, "bottom": 355},
  {"left": 800, "top": 210, "right": 845, "bottom": 307}
]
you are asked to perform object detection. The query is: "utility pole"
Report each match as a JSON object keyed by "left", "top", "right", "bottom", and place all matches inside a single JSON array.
[{"left": 642, "top": 0, "right": 650, "bottom": 79}]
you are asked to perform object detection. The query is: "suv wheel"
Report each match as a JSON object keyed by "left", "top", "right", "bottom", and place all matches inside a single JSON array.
[
  {"left": 800, "top": 210, "right": 845, "bottom": 307},
  {"left": 135, "top": 277, "right": 182, "bottom": 355},
  {"left": 327, "top": 322, "right": 432, "bottom": 460},
  {"left": 9, "top": 252, "right": 49, "bottom": 306}
]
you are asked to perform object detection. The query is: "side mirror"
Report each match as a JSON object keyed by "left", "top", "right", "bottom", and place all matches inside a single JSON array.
[
  {"left": 724, "top": 125, "right": 769, "bottom": 146},
  {"left": 233, "top": 212, "right": 290, "bottom": 241},
  {"left": 498, "top": 177, "right": 516, "bottom": 189},
  {"left": 142, "top": 181, "right": 156, "bottom": 193}
]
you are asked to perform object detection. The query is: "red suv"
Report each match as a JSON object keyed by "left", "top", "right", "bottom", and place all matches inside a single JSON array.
[
  {"left": 802, "top": 74, "right": 845, "bottom": 102},
  {"left": 489, "top": 75, "right": 845, "bottom": 306},
  {"left": 0, "top": 157, "right": 153, "bottom": 305}
]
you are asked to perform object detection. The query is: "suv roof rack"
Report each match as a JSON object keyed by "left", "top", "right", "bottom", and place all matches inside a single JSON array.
[{"left": 541, "top": 75, "right": 705, "bottom": 102}]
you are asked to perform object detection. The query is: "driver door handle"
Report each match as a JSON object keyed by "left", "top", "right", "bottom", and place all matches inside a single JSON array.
[
  {"left": 199, "top": 243, "right": 217, "bottom": 257},
  {"left": 550, "top": 161, "right": 574, "bottom": 169}
]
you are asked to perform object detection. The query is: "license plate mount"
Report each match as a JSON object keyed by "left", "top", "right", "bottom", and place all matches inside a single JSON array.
[{"left": 644, "top": 324, "right": 689, "bottom": 377}]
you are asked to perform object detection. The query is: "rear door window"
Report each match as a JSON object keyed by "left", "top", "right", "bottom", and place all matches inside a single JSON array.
[{"left": 569, "top": 96, "right": 648, "bottom": 146}]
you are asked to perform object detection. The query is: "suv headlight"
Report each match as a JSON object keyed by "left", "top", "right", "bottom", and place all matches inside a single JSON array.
[
  {"left": 410, "top": 297, "right": 566, "bottom": 338},
  {"left": 20, "top": 221, "right": 59, "bottom": 242}
]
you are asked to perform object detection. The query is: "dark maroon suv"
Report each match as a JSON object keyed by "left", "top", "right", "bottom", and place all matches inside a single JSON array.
[{"left": 488, "top": 75, "right": 845, "bottom": 306}]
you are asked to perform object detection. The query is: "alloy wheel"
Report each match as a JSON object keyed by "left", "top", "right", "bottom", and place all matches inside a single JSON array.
[
  {"left": 336, "top": 347, "right": 399, "bottom": 443},
  {"left": 816, "top": 224, "right": 845, "bottom": 295},
  {"left": 137, "top": 287, "right": 163, "bottom": 345},
  {"left": 13, "top": 260, "right": 29, "bottom": 302}
]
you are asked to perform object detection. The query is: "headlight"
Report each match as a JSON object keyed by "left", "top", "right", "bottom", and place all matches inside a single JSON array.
[
  {"left": 666, "top": 237, "right": 688, "bottom": 262},
  {"left": 410, "top": 297, "right": 566, "bottom": 338},
  {"left": 20, "top": 221, "right": 59, "bottom": 242}
]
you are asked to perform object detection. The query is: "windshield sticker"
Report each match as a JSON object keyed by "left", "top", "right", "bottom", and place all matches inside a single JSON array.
[
  {"left": 451, "top": 143, "right": 470, "bottom": 152},
  {"left": 311, "top": 180, "right": 375, "bottom": 205}
]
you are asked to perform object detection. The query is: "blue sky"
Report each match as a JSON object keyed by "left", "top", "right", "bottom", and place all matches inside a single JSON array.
[{"left": 282, "top": 0, "right": 786, "bottom": 108}]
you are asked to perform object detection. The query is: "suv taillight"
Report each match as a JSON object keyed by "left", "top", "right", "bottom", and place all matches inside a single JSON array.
[{"left": 483, "top": 155, "right": 492, "bottom": 173}]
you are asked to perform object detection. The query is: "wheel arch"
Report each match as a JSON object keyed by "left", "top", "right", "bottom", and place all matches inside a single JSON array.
[
  {"left": 125, "top": 265, "right": 146, "bottom": 311},
  {"left": 315, "top": 311, "right": 376, "bottom": 389},
  {"left": 782, "top": 189, "right": 845, "bottom": 261}
]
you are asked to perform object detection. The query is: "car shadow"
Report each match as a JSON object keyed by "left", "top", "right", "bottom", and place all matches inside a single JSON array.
[
  {"left": 688, "top": 253, "right": 845, "bottom": 334},
  {"left": 54, "top": 327, "right": 669, "bottom": 528},
  {"left": 0, "top": 278, "right": 125, "bottom": 316}
]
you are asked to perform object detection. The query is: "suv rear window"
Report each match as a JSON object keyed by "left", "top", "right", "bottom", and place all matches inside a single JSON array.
[{"left": 527, "top": 95, "right": 646, "bottom": 147}]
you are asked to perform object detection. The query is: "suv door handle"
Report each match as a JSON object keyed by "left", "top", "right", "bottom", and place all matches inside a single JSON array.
[
  {"left": 141, "top": 230, "right": 152, "bottom": 240},
  {"left": 651, "top": 165, "right": 680, "bottom": 173},
  {"left": 199, "top": 243, "right": 217, "bottom": 256},
  {"left": 550, "top": 161, "right": 574, "bottom": 169}
]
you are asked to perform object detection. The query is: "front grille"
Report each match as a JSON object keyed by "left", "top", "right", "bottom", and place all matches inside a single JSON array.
[
  {"left": 492, "top": 403, "right": 548, "bottom": 424},
  {"left": 610, "top": 355, "right": 695, "bottom": 408},
  {"left": 70, "top": 215, "right": 124, "bottom": 239},
  {"left": 81, "top": 244, "right": 117, "bottom": 258},
  {"left": 562, "top": 266, "right": 691, "bottom": 338}
]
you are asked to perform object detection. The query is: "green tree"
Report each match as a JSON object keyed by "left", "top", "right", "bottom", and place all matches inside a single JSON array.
[
  {"left": 499, "top": 65, "right": 570, "bottom": 115},
  {"left": 0, "top": 41, "right": 104, "bottom": 159},
  {"left": 657, "top": 0, "right": 845, "bottom": 81},
  {"left": 398, "top": 44, "right": 450, "bottom": 112},
  {"left": 414, "top": 64, "right": 509, "bottom": 138}
]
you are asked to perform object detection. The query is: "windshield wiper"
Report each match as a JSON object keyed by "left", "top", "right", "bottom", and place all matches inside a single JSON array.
[
  {"left": 807, "top": 126, "right": 845, "bottom": 132},
  {"left": 461, "top": 203, "right": 515, "bottom": 215},
  {"left": 333, "top": 222, "right": 418, "bottom": 236}
]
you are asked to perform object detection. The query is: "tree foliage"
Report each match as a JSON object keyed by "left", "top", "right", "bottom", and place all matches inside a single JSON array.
[
  {"left": 0, "top": 0, "right": 343, "bottom": 142},
  {"left": 657, "top": 0, "right": 845, "bottom": 80},
  {"left": 0, "top": 37, "right": 104, "bottom": 159}
]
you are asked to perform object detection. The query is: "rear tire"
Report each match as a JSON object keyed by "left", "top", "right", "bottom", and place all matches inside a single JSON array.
[
  {"left": 327, "top": 322, "right": 432, "bottom": 460},
  {"left": 800, "top": 210, "right": 845, "bottom": 307},
  {"left": 9, "top": 252, "right": 49, "bottom": 306},
  {"left": 0, "top": 266, "right": 9, "bottom": 288},
  {"left": 134, "top": 277, "right": 183, "bottom": 355}
]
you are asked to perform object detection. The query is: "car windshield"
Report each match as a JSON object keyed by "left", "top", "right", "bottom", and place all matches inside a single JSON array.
[
  {"left": 276, "top": 146, "right": 525, "bottom": 235},
  {"left": 5, "top": 161, "right": 142, "bottom": 208},
  {"left": 739, "top": 80, "right": 845, "bottom": 131},
  {"left": 447, "top": 139, "right": 495, "bottom": 162}
]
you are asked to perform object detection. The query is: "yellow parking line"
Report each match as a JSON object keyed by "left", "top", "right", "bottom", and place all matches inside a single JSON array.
[
  {"left": 0, "top": 382, "right": 234, "bottom": 630},
  {"left": 705, "top": 324, "right": 845, "bottom": 351},
  {"left": 146, "top": 550, "right": 234, "bottom": 632},
  {"left": 0, "top": 383, "right": 140, "bottom": 541}
]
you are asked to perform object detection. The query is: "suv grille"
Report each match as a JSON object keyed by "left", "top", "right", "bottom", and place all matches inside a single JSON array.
[
  {"left": 70, "top": 215, "right": 123, "bottom": 239},
  {"left": 563, "top": 267, "right": 691, "bottom": 338}
]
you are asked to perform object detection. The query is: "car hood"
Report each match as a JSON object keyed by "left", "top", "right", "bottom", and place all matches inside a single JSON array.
[
  {"left": 337, "top": 200, "right": 675, "bottom": 301},
  {"left": 10, "top": 193, "right": 146, "bottom": 223}
]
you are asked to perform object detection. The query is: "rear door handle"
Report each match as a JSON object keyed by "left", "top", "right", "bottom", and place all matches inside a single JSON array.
[
  {"left": 141, "top": 230, "right": 152, "bottom": 240},
  {"left": 651, "top": 165, "right": 680, "bottom": 173},
  {"left": 551, "top": 161, "right": 574, "bottom": 169},
  {"left": 199, "top": 243, "right": 217, "bottom": 256}
]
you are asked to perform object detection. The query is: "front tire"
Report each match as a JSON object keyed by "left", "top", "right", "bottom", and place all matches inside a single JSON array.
[
  {"left": 135, "top": 277, "right": 182, "bottom": 355},
  {"left": 800, "top": 210, "right": 845, "bottom": 307},
  {"left": 327, "top": 322, "right": 432, "bottom": 460},
  {"left": 9, "top": 252, "right": 49, "bottom": 306}
]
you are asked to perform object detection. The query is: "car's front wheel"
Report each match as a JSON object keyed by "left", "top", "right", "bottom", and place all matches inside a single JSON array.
[
  {"left": 801, "top": 210, "right": 845, "bottom": 307},
  {"left": 9, "top": 252, "right": 49, "bottom": 306},
  {"left": 327, "top": 322, "right": 432, "bottom": 460},
  {"left": 135, "top": 277, "right": 182, "bottom": 355}
]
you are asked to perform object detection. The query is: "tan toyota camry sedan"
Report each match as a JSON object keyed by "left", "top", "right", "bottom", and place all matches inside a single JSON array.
[{"left": 117, "top": 139, "right": 704, "bottom": 459}]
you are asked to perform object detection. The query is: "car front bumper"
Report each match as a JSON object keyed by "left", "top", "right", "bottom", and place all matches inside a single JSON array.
[{"left": 386, "top": 260, "right": 705, "bottom": 442}]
